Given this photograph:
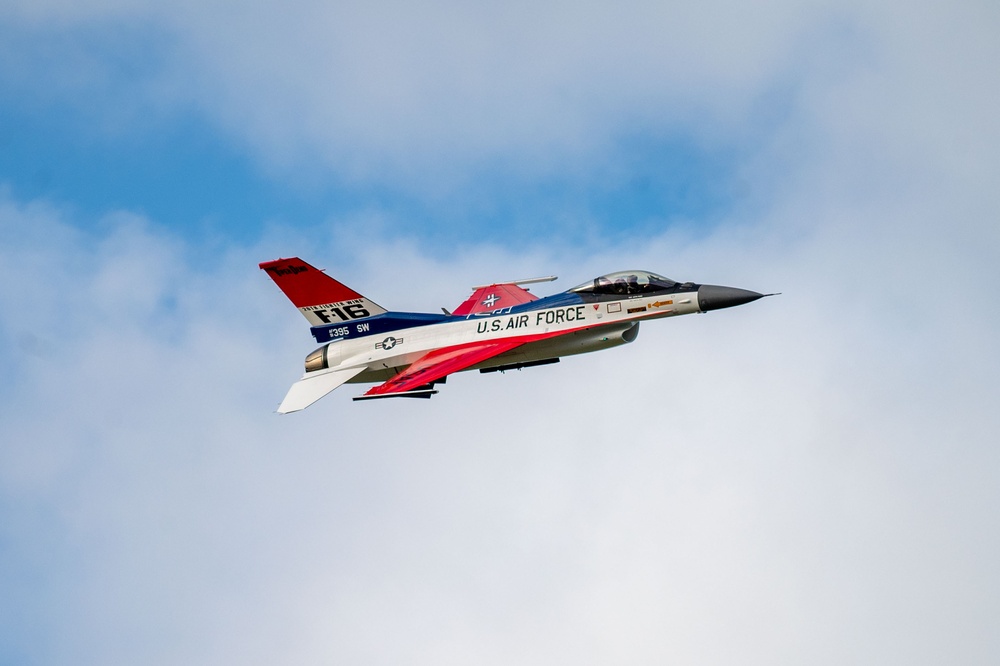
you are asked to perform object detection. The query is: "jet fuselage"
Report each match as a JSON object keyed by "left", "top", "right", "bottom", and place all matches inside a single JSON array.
[
  {"left": 260, "top": 258, "right": 767, "bottom": 409},
  {"left": 307, "top": 280, "right": 752, "bottom": 383}
]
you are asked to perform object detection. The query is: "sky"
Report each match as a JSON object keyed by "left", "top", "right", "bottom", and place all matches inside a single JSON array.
[{"left": 1, "top": 1, "right": 999, "bottom": 664}]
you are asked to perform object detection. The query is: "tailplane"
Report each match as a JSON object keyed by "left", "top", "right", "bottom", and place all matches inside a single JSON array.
[{"left": 259, "top": 257, "right": 387, "bottom": 326}]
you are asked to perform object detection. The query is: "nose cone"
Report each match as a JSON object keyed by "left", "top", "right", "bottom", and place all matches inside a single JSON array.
[{"left": 697, "top": 284, "right": 764, "bottom": 312}]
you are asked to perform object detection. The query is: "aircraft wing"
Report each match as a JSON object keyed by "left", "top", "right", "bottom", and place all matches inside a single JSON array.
[
  {"left": 278, "top": 366, "right": 366, "bottom": 413},
  {"left": 452, "top": 284, "right": 537, "bottom": 315},
  {"left": 358, "top": 340, "right": 525, "bottom": 399}
]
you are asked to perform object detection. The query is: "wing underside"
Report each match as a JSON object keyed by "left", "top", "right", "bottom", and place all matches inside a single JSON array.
[{"left": 359, "top": 340, "right": 525, "bottom": 399}]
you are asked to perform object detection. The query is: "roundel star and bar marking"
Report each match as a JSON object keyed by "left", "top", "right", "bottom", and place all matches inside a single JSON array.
[{"left": 376, "top": 336, "right": 402, "bottom": 350}]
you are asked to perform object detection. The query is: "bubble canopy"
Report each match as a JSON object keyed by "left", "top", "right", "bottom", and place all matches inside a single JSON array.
[{"left": 570, "top": 271, "right": 678, "bottom": 295}]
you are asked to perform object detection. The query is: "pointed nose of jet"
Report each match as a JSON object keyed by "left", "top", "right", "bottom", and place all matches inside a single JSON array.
[{"left": 697, "top": 284, "right": 765, "bottom": 312}]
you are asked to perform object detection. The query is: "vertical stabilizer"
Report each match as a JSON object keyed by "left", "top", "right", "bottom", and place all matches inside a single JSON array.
[{"left": 259, "top": 257, "right": 387, "bottom": 326}]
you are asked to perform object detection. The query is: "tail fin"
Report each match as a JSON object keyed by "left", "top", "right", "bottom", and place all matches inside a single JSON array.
[{"left": 260, "top": 257, "right": 387, "bottom": 326}]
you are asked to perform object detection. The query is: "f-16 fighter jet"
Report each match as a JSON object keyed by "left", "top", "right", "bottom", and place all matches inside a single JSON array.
[{"left": 261, "top": 257, "right": 769, "bottom": 412}]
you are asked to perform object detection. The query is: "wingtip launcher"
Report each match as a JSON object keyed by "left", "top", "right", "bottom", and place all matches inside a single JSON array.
[{"left": 469, "top": 275, "right": 557, "bottom": 290}]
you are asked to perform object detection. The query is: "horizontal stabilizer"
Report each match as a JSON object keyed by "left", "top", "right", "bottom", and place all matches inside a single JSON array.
[{"left": 277, "top": 366, "right": 366, "bottom": 413}]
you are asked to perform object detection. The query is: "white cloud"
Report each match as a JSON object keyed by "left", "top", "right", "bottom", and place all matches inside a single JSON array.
[
  {"left": 0, "top": 1, "right": 881, "bottom": 189},
  {"left": 5, "top": 2, "right": 997, "bottom": 203},
  {"left": 2, "top": 1, "right": 1000, "bottom": 663},
  {"left": 2, "top": 142, "right": 999, "bottom": 664}
]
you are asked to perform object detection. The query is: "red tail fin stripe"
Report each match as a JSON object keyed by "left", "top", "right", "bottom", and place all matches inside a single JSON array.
[{"left": 259, "top": 257, "right": 364, "bottom": 308}]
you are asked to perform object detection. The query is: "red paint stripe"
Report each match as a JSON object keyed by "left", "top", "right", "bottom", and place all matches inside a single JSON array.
[
  {"left": 452, "top": 283, "right": 537, "bottom": 316},
  {"left": 362, "top": 324, "right": 599, "bottom": 396},
  {"left": 260, "top": 257, "right": 364, "bottom": 308}
]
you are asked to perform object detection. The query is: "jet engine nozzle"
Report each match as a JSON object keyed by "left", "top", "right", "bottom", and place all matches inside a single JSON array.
[{"left": 304, "top": 344, "right": 331, "bottom": 372}]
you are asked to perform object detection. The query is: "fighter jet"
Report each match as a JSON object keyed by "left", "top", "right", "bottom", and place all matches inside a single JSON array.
[{"left": 261, "top": 257, "right": 769, "bottom": 412}]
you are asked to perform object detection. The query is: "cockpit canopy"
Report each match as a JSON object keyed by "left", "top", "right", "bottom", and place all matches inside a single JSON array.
[{"left": 570, "top": 271, "right": 678, "bottom": 296}]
